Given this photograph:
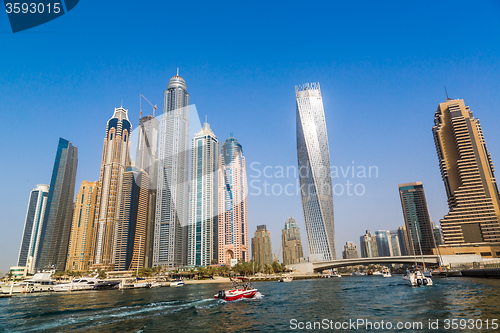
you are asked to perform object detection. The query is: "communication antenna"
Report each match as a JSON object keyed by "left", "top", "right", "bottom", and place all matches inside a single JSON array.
[{"left": 444, "top": 86, "right": 450, "bottom": 100}]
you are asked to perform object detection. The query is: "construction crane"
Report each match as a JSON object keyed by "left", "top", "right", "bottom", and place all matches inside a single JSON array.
[
  {"left": 273, "top": 241, "right": 283, "bottom": 263},
  {"left": 139, "top": 93, "right": 157, "bottom": 118}
]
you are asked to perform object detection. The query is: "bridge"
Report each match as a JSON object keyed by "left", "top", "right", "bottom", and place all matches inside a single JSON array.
[{"left": 287, "top": 255, "right": 441, "bottom": 273}]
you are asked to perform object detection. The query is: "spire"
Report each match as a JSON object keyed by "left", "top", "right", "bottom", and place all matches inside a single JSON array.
[
  {"left": 444, "top": 86, "right": 451, "bottom": 101},
  {"left": 177, "top": 67, "right": 179, "bottom": 76}
]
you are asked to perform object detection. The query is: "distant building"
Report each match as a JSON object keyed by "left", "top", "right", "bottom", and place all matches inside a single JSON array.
[
  {"left": 218, "top": 136, "right": 249, "bottom": 264},
  {"left": 296, "top": 82, "right": 335, "bottom": 262},
  {"left": 398, "top": 182, "right": 436, "bottom": 256},
  {"left": 432, "top": 223, "right": 444, "bottom": 246},
  {"left": 397, "top": 226, "right": 410, "bottom": 256},
  {"left": 360, "top": 230, "right": 378, "bottom": 258},
  {"left": 342, "top": 241, "right": 359, "bottom": 259},
  {"left": 282, "top": 217, "right": 304, "bottom": 265},
  {"left": 135, "top": 114, "right": 159, "bottom": 268},
  {"left": 375, "top": 230, "right": 401, "bottom": 257},
  {"left": 252, "top": 225, "right": 273, "bottom": 265},
  {"left": 188, "top": 122, "right": 218, "bottom": 267},
  {"left": 17, "top": 184, "right": 49, "bottom": 274},
  {"left": 114, "top": 167, "right": 149, "bottom": 271},
  {"left": 93, "top": 106, "right": 132, "bottom": 269},
  {"left": 154, "top": 72, "right": 190, "bottom": 268},
  {"left": 37, "top": 138, "right": 78, "bottom": 271},
  {"left": 66, "top": 181, "right": 99, "bottom": 271}
]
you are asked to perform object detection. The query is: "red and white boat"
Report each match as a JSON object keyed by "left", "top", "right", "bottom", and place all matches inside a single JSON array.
[{"left": 214, "top": 277, "right": 258, "bottom": 301}]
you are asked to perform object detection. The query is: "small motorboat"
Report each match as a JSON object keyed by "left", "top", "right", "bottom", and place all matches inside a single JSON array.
[
  {"left": 279, "top": 276, "right": 293, "bottom": 282},
  {"left": 215, "top": 277, "right": 258, "bottom": 301},
  {"left": 382, "top": 268, "right": 392, "bottom": 278},
  {"left": 169, "top": 279, "right": 185, "bottom": 287},
  {"left": 403, "top": 270, "right": 433, "bottom": 286}
]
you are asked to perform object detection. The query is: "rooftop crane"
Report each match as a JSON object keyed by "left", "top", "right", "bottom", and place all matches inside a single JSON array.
[{"left": 139, "top": 93, "right": 157, "bottom": 118}]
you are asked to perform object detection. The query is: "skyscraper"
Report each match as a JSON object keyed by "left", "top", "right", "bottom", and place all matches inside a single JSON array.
[
  {"left": 397, "top": 226, "right": 410, "bottom": 256},
  {"left": 37, "top": 138, "right": 78, "bottom": 271},
  {"left": 342, "top": 241, "right": 359, "bottom": 259},
  {"left": 66, "top": 181, "right": 99, "bottom": 271},
  {"left": 433, "top": 98, "right": 500, "bottom": 246},
  {"left": 188, "top": 122, "right": 218, "bottom": 267},
  {"left": 252, "top": 225, "right": 273, "bottom": 265},
  {"left": 218, "top": 136, "right": 249, "bottom": 264},
  {"left": 360, "top": 230, "right": 378, "bottom": 258},
  {"left": 154, "top": 72, "right": 190, "bottom": 268},
  {"left": 282, "top": 217, "right": 304, "bottom": 265},
  {"left": 398, "top": 182, "right": 436, "bottom": 256},
  {"left": 114, "top": 167, "right": 149, "bottom": 271},
  {"left": 17, "top": 184, "right": 49, "bottom": 274},
  {"left": 93, "top": 107, "right": 132, "bottom": 269},
  {"left": 296, "top": 82, "right": 335, "bottom": 262},
  {"left": 136, "top": 114, "right": 159, "bottom": 268}
]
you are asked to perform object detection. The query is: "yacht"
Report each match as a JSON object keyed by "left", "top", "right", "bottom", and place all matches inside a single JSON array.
[
  {"left": 382, "top": 268, "right": 392, "bottom": 278},
  {"left": 53, "top": 276, "right": 100, "bottom": 292},
  {"left": 1, "top": 271, "right": 56, "bottom": 294},
  {"left": 403, "top": 270, "right": 433, "bottom": 286},
  {"left": 169, "top": 279, "right": 185, "bottom": 287},
  {"left": 279, "top": 276, "right": 293, "bottom": 282}
]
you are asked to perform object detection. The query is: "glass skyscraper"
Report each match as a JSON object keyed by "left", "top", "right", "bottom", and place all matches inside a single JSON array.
[
  {"left": 17, "top": 184, "right": 49, "bottom": 274},
  {"left": 398, "top": 182, "right": 436, "bottom": 256},
  {"left": 218, "top": 136, "right": 249, "bottom": 264},
  {"left": 154, "top": 72, "right": 190, "bottom": 268},
  {"left": 37, "top": 138, "right": 78, "bottom": 271},
  {"left": 188, "top": 122, "right": 218, "bottom": 267},
  {"left": 296, "top": 82, "right": 335, "bottom": 262}
]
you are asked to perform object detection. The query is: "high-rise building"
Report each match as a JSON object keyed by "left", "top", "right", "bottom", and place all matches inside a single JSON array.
[
  {"left": 188, "top": 122, "right": 218, "bottom": 267},
  {"left": 252, "top": 225, "right": 273, "bottom": 265},
  {"left": 397, "top": 226, "right": 410, "bottom": 256},
  {"left": 136, "top": 115, "right": 159, "bottom": 268},
  {"left": 37, "top": 138, "right": 78, "bottom": 271},
  {"left": 433, "top": 98, "right": 500, "bottom": 246},
  {"left": 154, "top": 72, "right": 190, "bottom": 268},
  {"left": 398, "top": 182, "right": 436, "bottom": 256},
  {"left": 113, "top": 167, "right": 149, "bottom": 271},
  {"left": 17, "top": 184, "right": 49, "bottom": 274},
  {"left": 360, "top": 230, "right": 378, "bottom": 258},
  {"left": 93, "top": 107, "right": 132, "bottom": 269},
  {"left": 218, "top": 136, "right": 249, "bottom": 264},
  {"left": 282, "top": 217, "right": 304, "bottom": 265},
  {"left": 66, "top": 181, "right": 99, "bottom": 271},
  {"left": 342, "top": 241, "right": 359, "bottom": 259},
  {"left": 375, "top": 230, "right": 391, "bottom": 257},
  {"left": 296, "top": 82, "right": 335, "bottom": 262},
  {"left": 432, "top": 223, "right": 444, "bottom": 246},
  {"left": 389, "top": 230, "right": 402, "bottom": 256}
]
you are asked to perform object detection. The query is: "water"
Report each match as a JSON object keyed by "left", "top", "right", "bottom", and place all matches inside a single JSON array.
[{"left": 1, "top": 277, "right": 499, "bottom": 332}]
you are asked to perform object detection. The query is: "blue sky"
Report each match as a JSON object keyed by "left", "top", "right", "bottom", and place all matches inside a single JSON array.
[{"left": 1, "top": 1, "right": 500, "bottom": 273}]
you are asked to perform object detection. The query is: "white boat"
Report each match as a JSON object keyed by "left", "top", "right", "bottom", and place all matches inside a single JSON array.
[
  {"left": 169, "top": 279, "right": 185, "bottom": 287},
  {"left": 0, "top": 271, "right": 56, "bottom": 294},
  {"left": 149, "top": 281, "right": 162, "bottom": 288},
  {"left": 119, "top": 278, "right": 151, "bottom": 289},
  {"left": 279, "top": 276, "right": 293, "bottom": 282},
  {"left": 382, "top": 268, "right": 392, "bottom": 278},
  {"left": 372, "top": 271, "right": 383, "bottom": 276},
  {"left": 331, "top": 272, "right": 341, "bottom": 278},
  {"left": 403, "top": 270, "right": 433, "bottom": 286},
  {"left": 53, "top": 276, "right": 100, "bottom": 292}
]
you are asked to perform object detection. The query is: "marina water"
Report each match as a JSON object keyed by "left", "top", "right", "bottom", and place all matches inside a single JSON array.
[{"left": 1, "top": 277, "right": 499, "bottom": 332}]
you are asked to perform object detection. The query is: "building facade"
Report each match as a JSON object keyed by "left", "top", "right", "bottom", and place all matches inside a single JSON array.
[
  {"left": 93, "top": 107, "right": 132, "bottom": 269},
  {"left": 218, "top": 137, "right": 249, "bottom": 264},
  {"left": 17, "top": 184, "right": 49, "bottom": 274},
  {"left": 360, "top": 230, "right": 378, "bottom": 258},
  {"left": 282, "top": 217, "right": 304, "bottom": 265},
  {"left": 188, "top": 122, "right": 218, "bottom": 267},
  {"left": 433, "top": 98, "right": 500, "bottom": 246},
  {"left": 136, "top": 114, "right": 159, "bottom": 268},
  {"left": 113, "top": 167, "right": 149, "bottom": 271},
  {"left": 37, "top": 138, "right": 78, "bottom": 271},
  {"left": 154, "top": 72, "right": 190, "bottom": 268},
  {"left": 398, "top": 182, "right": 436, "bottom": 256},
  {"left": 66, "top": 181, "right": 99, "bottom": 271},
  {"left": 251, "top": 225, "right": 273, "bottom": 265},
  {"left": 342, "top": 241, "right": 359, "bottom": 259},
  {"left": 296, "top": 82, "right": 335, "bottom": 262},
  {"left": 397, "top": 226, "right": 410, "bottom": 256}
]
